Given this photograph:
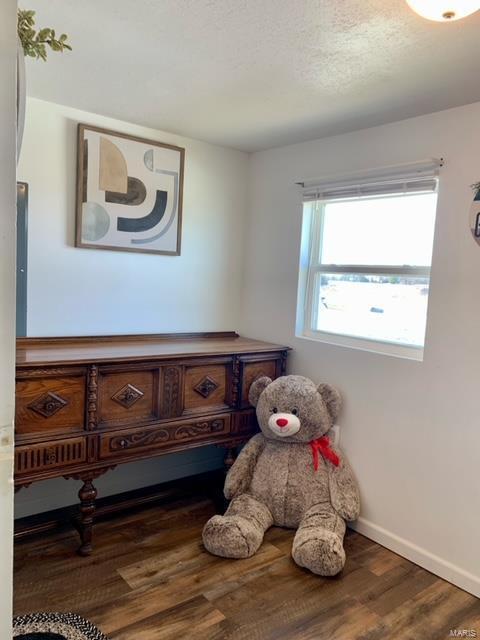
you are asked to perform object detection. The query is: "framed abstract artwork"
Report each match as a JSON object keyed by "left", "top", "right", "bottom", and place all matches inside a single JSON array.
[
  {"left": 470, "top": 182, "right": 480, "bottom": 246},
  {"left": 76, "top": 124, "right": 184, "bottom": 255}
]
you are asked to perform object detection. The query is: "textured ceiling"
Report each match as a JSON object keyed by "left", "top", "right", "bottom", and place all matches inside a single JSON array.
[{"left": 25, "top": 0, "right": 480, "bottom": 151}]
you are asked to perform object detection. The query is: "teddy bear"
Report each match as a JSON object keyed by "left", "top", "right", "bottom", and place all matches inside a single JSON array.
[{"left": 202, "top": 374, "right": 360, "bottom": 576}]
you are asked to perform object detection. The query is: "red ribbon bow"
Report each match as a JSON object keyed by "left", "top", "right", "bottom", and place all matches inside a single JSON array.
[{"left": 309, "top": 435, "right": 340, "bottom": 471}]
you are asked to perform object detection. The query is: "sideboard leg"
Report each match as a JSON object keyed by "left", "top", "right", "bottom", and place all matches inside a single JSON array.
[
  {"left": 223, "top": 446, "right": 237, "bottom": 473},
  {"left": 77, "top": 477, "right": 97, "bottom": 556}
]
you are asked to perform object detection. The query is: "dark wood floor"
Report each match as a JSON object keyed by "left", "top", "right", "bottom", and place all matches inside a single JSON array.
[{"left": 14, "top": 490, "right": 480, "bottom": 639}]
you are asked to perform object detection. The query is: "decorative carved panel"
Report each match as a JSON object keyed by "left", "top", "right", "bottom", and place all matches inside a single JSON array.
[
  {"left": 193, "top": 376, "right": 219, "bottom": 399},
  {"left": 111, "top": 383, "right": 145, "bottom": 408},
  {"left": 175, "top": 419, "right": 224, "bottom": 440},
  {"left": 27, "top": 392, "right": 68, "bottom": 418},
  {"left": 87, "top": 364, "right": 98, "bottom": 430},
  {"left": 15, "top": 438, "right": 87, "bottom": 475},
  {"left": 232, "top": 409, "right": 258, "bottom": 435},
  {"left": 281, "top": 350, "right": 288, "bottom": 375},
  {"left": 109, "top": 429, "right": 170, "bottom": 452},
  {"left": 161, "top": 366, "right": 181, "bottom": 417},
  {"left": 232, "top": 356, "right": 241, "bottom": 407}
]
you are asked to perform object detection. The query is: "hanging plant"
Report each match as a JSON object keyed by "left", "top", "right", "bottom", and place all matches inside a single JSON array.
[
  {"left": 472, "top": 182, "right": 480, "bottom": 198},
  {"left": 16, "top": 10, "right": 72, "bottom": 162},
  {"left": 17, "top": 9, "right": 72, "bottom": 61}
]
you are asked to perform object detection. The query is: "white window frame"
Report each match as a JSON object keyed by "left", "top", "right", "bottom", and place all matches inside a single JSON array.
[{"left": 296, "top": 164, "right": 441, "bottom": 361}]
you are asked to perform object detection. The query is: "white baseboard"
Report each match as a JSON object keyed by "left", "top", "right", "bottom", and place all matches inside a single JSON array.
[{"left": 351, "top": 517, "right": 480, "bottom": 599}]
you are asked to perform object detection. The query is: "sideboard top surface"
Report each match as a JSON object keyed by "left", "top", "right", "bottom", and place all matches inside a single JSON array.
[{"left": 17, "top": 332, "right": 290, "bottom": 367}]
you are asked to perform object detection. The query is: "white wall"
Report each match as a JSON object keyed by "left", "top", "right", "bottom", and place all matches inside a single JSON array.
[
  {"left": 15, "top": 97, "right": 248, "bottom": 516},
  {"left": 241, "top": 102, "right": 480, "bottom": 597},
  {"left": 0, "top": 0, "right": 18, "bottom": 636},
  {"left": 19, "top": 98, "right": 248, "bottom": 336}
]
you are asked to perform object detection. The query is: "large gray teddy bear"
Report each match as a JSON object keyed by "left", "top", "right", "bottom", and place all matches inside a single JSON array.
[{"left": 202, "top": 375, "right": 360, "bottom": 576}]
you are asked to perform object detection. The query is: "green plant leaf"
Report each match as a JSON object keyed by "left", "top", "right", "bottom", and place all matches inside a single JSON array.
[
  {"left": 17, "top": 8, "right": 72, "bottom": 61},
  {"left": 37, "top": 27, "right": 51, "bottom": 40}
]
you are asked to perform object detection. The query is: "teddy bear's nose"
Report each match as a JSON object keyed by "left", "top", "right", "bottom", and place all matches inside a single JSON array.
[{"left": 276, "top": 418, "right": 289, "bottom": 427}]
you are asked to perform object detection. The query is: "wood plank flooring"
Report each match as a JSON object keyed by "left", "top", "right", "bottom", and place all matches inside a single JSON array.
[{"left": 14, "top": 491, "right": 480, "bottom": 639}]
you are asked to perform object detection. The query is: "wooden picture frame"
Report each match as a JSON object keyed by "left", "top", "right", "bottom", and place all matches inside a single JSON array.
[{"left": 75, "top": 124, "right": 185, "bottom": 255}]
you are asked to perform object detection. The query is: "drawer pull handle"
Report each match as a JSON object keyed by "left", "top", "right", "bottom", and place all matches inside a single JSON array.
[{"left": 119, "top": 439, "right": 127, "bottom": 448}]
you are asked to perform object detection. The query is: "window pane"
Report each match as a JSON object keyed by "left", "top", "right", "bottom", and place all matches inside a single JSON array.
[
  {"left": 320, "top": 193, "right": 437, "bottom": 266},
  {"left": 315, "top": 273, "right": 429, "bottom": 347}
]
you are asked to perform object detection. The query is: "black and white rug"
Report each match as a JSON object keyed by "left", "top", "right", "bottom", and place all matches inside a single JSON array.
[{"left": 13, "top": 613, "right": 108, "bottom": 640}]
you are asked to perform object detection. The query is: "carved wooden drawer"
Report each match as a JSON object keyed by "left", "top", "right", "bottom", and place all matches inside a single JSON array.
[
  {"left": 97, "top": 366, "right": 160, "bottom": 428},
  {"left": 99, "top": 414, "right": 231, "bottom": 460},
  {"left": 15, "top": 437, "right": 87, "bottom": 476},
  {"left": 183, "top": 363, "right": 230, "bottom": 415},
  {"left": 16, "top": 372, "right": 87, "bottom": 437},
  {"left": 240, "top": 359, "right": 278, "bottom": 408}
]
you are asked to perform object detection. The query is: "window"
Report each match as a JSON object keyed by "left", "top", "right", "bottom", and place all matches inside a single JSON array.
[{"left": 297, "top": 163, "right": 440, "bottom": 359}]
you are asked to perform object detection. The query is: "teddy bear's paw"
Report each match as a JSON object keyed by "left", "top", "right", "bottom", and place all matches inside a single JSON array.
[
  {"left": 202, "top": 514, "right": 263, "bottom": 559},
  {"left": 292, "top": 530, "right": 346, "bottom": 576}
]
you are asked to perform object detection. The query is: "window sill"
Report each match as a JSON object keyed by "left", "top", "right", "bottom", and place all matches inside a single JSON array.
[{"left": 297, "top": 330, "right": 424, "bottom": 362}]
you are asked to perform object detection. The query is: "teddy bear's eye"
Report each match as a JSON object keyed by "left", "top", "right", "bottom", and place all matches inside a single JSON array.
[
  {"left": 271, "top": 407, "right": 278, "bottom": 413},
  {"left": 292, "top": 408, "right": 298, "bottom": 416}
]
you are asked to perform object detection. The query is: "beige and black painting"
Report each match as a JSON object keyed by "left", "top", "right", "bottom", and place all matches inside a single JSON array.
[
  {"left": 470, "top": 186, "right": 480, "bottom": 246},
  {"left": 76, "top": 124, "right": 184, "bottom": 255}
]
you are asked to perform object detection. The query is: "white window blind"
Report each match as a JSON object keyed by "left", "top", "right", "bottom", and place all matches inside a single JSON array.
[{"left": 299, "top": 159, "right": 442, "bottom": 202}]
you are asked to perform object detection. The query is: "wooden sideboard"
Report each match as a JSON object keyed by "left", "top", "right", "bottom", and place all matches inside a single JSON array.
[{"left": 15, "top": 332, "right": 290, "bottom": 554}]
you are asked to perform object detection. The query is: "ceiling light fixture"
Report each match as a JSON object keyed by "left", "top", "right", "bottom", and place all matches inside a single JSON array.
[{"left": 406, "top": 0, "right": 480, "bottom": 21}]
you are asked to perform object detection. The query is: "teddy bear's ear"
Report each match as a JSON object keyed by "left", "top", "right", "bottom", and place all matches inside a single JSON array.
[
  {"left": 249, "top": 376, "right": 273, "bottom": 407},
  {"left": 317, "top": 383, "right": 342, "bottom": 420}
]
